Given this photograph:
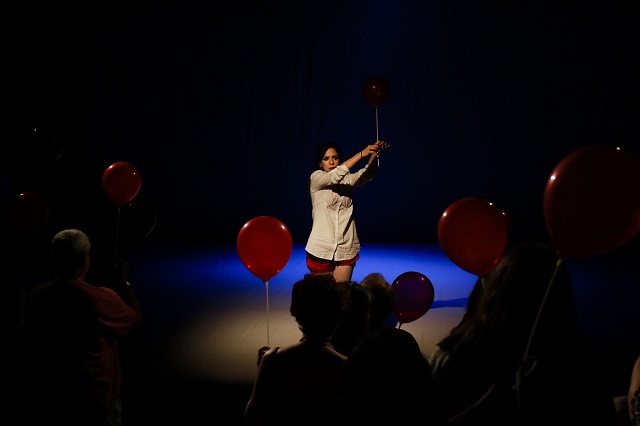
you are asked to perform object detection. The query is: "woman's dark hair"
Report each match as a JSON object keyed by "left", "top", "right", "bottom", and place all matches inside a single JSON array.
[
  {"left": 313, "top": 142, "right": 342, "bottom": 170},
  {"left": 437, "top": 241, "right": 581, "bottom": 381}
]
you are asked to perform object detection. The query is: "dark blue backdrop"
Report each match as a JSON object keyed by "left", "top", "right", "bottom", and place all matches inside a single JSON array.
[{"left": 5, "top": 0, "right": 639, "bottom": 247}]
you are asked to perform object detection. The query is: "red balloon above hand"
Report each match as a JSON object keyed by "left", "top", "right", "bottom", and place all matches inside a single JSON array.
[
  {"left": 362, "top": 75, "right": 390, "bottom": 108},
  {"left": 10, "top": 192, "right": 49, "bottom": 236},
  {"left": 543, "top": 145, "right": 640, "bottom": 259},
  {"left": 237, "top": 216, "right": 293, "bottom": 281},
  {"left": 438, "top": 197, "right": 509, "bottom": 276},
  {"left": 102, "top": 162, "right": 142, "bottom": 207},
  {"left": 392, "top": 271, "right": 435, "bottom": 325}
]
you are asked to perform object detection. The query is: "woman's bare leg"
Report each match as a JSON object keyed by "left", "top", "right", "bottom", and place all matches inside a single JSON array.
[{"left": 333, "top": 264, "right": 354, "bottom": 283}]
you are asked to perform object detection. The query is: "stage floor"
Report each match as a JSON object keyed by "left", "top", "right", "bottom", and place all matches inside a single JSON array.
[{"left": 117, "top": 242, "right": 639, "bottom": 424}]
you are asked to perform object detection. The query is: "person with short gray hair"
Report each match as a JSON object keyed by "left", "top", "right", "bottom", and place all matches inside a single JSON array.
[{"left": 20, "top": 228, "right": 141, "bottom": 426}]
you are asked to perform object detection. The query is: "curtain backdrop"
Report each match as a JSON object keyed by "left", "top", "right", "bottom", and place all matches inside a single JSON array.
[{"left": 6, "top": 0, "right": 639, "bottom": 246}]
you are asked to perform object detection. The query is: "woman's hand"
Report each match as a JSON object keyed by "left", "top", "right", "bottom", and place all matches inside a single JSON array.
[
  {"left": 256, "top": 346, "right": 270, "bottom": 366},
  {"left": 374, "top": 140, "right": 389, "bottom": 152},
  {"left": 363, "top": 140, "right": 389, "bottom": 156}
]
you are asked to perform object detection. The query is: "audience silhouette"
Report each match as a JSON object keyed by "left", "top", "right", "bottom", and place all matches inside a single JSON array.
[
  {"left": 18, "top": 228, "right": 142, "bottom": 426},
  {"left": 333, "top": 272, "right": 446, "bottom": 425},
  {"left": 630, "top": 355, "right": 640, "bottom": 425},
  {"left": 430, "top": 241, "right": 617, "bottom": 425},
  {"left": 616, "top": 354, "right": 640, "bottom": 426},
  {"left": 359, "top": 271, "right": 423, "bottom": 355},
  {"left": 245, "top": 273, "right": 348, "bottom": 426},
  {"left": 331, "top": 280, "right": 371, "bottom": 356}
]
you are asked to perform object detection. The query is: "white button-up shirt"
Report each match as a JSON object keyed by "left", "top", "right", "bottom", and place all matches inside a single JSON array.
[{"left": 305, "top": 161, "right": 378, "bottom": 261}]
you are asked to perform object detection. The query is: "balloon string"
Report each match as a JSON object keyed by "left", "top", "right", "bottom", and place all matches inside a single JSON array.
[
  {"left": 375, "top": 108, "right": 381, "bottom": 167},
  {"left": 375, "top": 108, "right": 379, "bottom": 142},
  {"left": 15, "top": 238, "right": 27, "bottom": 288},
  {"left": 523, "top": 257, "right": 563, "bottom": 359},
  {"left": 265, "top": 280, "right": 270, "bottom": 347},
  {"left": 114, "top": 207, "right": 121, "bottom": 262}
]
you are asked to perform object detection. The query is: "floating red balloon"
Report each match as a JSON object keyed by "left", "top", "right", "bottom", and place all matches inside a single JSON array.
[
  {"left": 392, "top": 271, "right": 435, "bottom": 325},
  {"left": 543, "top": 145, "right": 640, "bottom": 259},
  {"left": 438, "top": 197, "right": 509, "bottom": 276},
  {"left": 10, "top": 192, "right": 49, "bottom": 236},
  {"left": 362, "top": 75, "right": 390, "bottom": 108},
  {"left": 102, "top": 162, "right": 142, "bottom": 207},
  {"left": 237, "top": 216, "right": 293, "bottom": 281}
]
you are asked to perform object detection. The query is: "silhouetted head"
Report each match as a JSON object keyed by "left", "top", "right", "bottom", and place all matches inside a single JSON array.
[
  {"left": 290, "top": 273, "right": 346, "bottom": 340},
  {"left": 331, "top": 281, "right": 372, "bottom": 355},
  {"left": 50, "top": 229, "right": 91, "bottom": 279},
  {"left": 360, "top": 272, "right": 394, "bottom": 327}
]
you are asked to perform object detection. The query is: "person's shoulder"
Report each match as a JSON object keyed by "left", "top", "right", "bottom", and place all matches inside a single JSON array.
[
  {"left": 384, "top": 326, "right": 420, "bottom": 347},
  {"left": 76, "top": 280, "right": 126, "bottom": 301},
  {"left": 256, "top": 346, "right": 283, "bottom": 373},
  {"left": 71, "top": 279, "right": 105, "bottom": 291},
  {"left": 392, "top": 326, "right": 417, "bottom": 339},
  {"left": 279, "top": 342, "right": 346, "bottom": 364}
]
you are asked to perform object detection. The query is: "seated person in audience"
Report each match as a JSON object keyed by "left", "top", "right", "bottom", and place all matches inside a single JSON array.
[
  {"left": 630, "top": 354, "right": 640, "bottom": 425},
  {"left": 246, "top": 273, "right": 348, "bottom": 426},
  {"left": 334, "top": 317, "right": 446, "bottom": 425},
  {"left": 19, "top": 228, "right": 141, "bottom": 426},
  {"left": 430, "top": 241, "right": 617, "bottom": 426},
  {"left": 359, "top": 272, "right": 422, "bottom": 354},
  {"left": 331, "top": 280, "right": 371, "bottom": 356}
]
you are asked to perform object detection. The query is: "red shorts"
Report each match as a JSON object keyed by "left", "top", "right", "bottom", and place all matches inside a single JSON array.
[{"left": 306, "top": 252, "right": 360, "bottom": 275}]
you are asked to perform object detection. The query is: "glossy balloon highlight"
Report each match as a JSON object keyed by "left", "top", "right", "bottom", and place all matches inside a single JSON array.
[
  {"left": 438, "top": 197, "right": 509, "bottom": 276},
  {"left": 362, "top": 75, "right": 390, "bottom": 107},
  {"left": 102, "top": 162, "right": 142, "bottom": 207}
]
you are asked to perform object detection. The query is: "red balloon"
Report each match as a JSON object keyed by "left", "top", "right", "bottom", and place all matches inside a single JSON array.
[
  {"left": 362, "top": 75, "right": 390, "bottom": 107},
  {"left": 102, "top": 162, "right": 142, "bottom": 207},
  {"left": 237, "top": 216, "right": 293, "bottom": 281},
  {"left": 10, "top": 192, "right": 49, "bottom": 236},
  {"left": 543, "top": 145, "right": 640, "bottom": 259},
  {"left": 438, "top": 197, "right": 509, "bottom": 276},
  {"left": 392, "top": 271, "right": 435, "bottom": 325}
]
